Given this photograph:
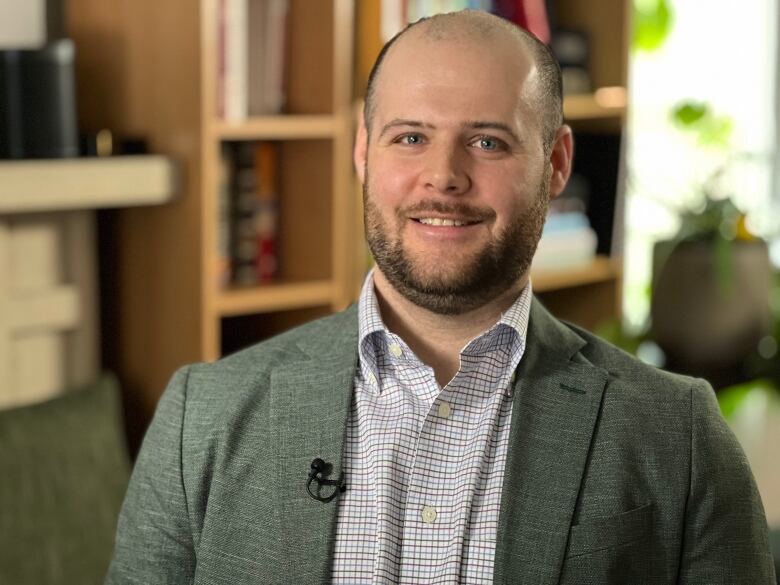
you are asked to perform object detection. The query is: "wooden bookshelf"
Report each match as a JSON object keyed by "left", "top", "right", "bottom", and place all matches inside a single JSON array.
[
  {"left": 68, "top": 0, "right": 356, "bottom": 447},
  {"left": 532, "top": 256, "right": 621, "bottom": 293},
  {"left": 215, "top": 280, "right": 335, "bottom": 317},
  {"left": 533, "top": 256, "right": 623, "bottom": 331},
  {"left": 564, "top": 91, "right": 627, "bottom": 121},
  {"left": 213, "top": 115, "right": 343, "bottom": 140}
]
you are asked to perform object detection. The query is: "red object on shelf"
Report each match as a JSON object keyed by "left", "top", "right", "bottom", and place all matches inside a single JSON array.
[{"left": 504, "top": 0, "right": 551, "bottom": 44}]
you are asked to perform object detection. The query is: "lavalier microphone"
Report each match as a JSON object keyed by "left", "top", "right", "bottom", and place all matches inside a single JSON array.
[{"left": 306, "top": 458, "right": 346, "bottom": 503}]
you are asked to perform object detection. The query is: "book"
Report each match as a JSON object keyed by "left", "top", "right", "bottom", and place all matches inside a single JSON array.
[
  {"left": 246, "top": 0, "right": 266, "bottom": 115},
  {"left": 534, "top": 211, "right": 597, "bottom": 271},
  {"left": 217, "top": 144, "right": 232, "bottom": 287},
  {"left": 247, "top": 0, "right": 289, "bottom": 116},
  {"left": 252, "top": 142, "right": 279, "bottom": 282},
  {"left": 230, "top": 142, "right": 258, "bottom": 285},
  {"left": 494, "top": 0, "right": 550, "bottom": 43},
  {"left": 227, "top": 142, "right": 280, "bottom": 286},
  {"left": 219, "top": 0, "right": 248, "bottom": 121},
  {"left": 263, "top": 0, "right": 289, "bottom": 115}
]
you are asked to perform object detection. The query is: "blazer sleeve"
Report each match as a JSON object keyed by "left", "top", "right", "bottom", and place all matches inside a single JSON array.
[
  {"left": 105, "top": 367, "right": 196, "bottom": 585},
  {"left": 677, "top": 379, "right": 776, "bottom": 584}
]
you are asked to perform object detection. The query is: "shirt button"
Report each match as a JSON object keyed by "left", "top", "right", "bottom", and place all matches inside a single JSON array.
[
  {"left": 438, "top": 402, "right": 452, "bottom": 419},
  {"left": 421, "top": 506, "right": 437, "bottom": 524},
  {"left": 368, "top": 372, "right": 377, "bottom": 385},
  {"left": 389, "top": 343, "right": 403, "bottom": 357}
]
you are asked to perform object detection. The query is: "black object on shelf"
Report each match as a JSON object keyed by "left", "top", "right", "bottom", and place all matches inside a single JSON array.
[
  {"left": 563, "top": 132, "right": 622, "bottom": 256},
  {"left": 0, "top": 39, "right": 78, "bottom": 159}
]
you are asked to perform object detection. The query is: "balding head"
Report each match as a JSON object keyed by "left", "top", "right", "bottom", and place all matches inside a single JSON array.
[{"left": 363, "top": 10, "right": 563, "bottom": 155}]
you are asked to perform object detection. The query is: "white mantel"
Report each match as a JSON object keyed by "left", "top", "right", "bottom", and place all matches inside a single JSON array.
[{"left": 0, "top": 156, "right": 176, "bottom": 408}]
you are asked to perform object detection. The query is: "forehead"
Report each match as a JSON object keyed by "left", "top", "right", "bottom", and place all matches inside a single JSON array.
[{"left": 372, "top": 30, "right": 539, "bottom": 125}]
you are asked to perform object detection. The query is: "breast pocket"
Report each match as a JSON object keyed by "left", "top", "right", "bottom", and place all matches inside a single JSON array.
[{"left": 565, "top": 502, "right": 653, "bottom": 558}]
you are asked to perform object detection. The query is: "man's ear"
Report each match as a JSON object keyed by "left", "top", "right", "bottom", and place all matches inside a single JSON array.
[
  {"left": 548, "top": 125, "right": 574, "bottom": 198},
  {"left": 354, "top": 114, "right": 368, "bottom": 184}
]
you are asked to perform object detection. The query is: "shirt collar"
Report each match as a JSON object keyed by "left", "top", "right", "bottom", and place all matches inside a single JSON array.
[
  {"left": 357, "top": 271, "right": 385, "bottom": 385},
  {"left": 356, "top": 269, "right": 533, "bottom": 387}
]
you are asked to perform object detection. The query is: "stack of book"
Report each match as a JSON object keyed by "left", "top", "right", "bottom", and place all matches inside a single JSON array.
[
  {"left": 217, "top": 0, "right": 289, "bottom": 121},
  {"left": 534, "top": 211, "right": 598, "bottom": 272},
  {"left": 218, "top": 142, "right": 280, "bottom": 287}
]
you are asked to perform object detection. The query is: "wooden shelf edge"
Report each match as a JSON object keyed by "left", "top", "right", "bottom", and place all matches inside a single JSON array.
[
  {"left": 564, "top": 90, "right": 627, "bottom": 121},
  {"left": 213, "top": 115, "right": 341, "bottom": 140},
  {"left": 0, "top": 155, "right": 177, "bottom": 214},
  {"left": 214, "top": 280, "right": 335, "bottom": 317},
  {"left": 532, "top": 256, "right": 622, "bottom": 293}
]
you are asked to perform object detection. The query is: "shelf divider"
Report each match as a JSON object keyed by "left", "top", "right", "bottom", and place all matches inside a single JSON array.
[
  {"left": 532, "top": 256, "right": 621, "bottom": 293},
  {"left": 215, "top": 279, "right": 335, "bottom": 317},
  {"left": 214, "top": 115, "right": 340, "bottom": 140}
]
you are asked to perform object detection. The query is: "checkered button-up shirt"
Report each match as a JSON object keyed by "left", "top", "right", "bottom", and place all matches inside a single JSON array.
[{"left": 331, "top": 273, "right": 532, "bottom": 584}]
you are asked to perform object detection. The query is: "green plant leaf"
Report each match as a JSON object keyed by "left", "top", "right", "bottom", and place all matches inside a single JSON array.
[
  {"left": 633, "top": 0, "right": 674, "bottom": 52},
  {"left": 673, "top": 102, "right": 708, "bottom": 127},
  {"left": 697, "top": 116, "right": 734, "bottom": 148},
  {"left": 671, "top": 101, "right": 734, "bottom": 148}
]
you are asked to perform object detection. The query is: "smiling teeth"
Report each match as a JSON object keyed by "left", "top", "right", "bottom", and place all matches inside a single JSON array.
[{"left": 419, "top": 218, "right": 468, "bottom": 226}]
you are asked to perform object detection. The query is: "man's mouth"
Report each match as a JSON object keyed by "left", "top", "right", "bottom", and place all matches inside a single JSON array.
[{"left": 412, "top": 217, "right": 482, "bottom": 227}]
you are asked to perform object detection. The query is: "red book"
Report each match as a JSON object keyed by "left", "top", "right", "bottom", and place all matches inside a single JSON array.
[
  {"left": 253, "top": 143, "right": 279, "bottom": 283},
  {"left": 512, "top": 0, "right": 551, "bottom": 43}
]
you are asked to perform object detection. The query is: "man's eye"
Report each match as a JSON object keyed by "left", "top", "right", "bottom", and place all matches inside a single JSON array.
[
  {"left": 397, "top": 134, "right": 424, "bottom": 145},
  {"left": 472, "top": 136, "right": 504, "bottom": 151}
]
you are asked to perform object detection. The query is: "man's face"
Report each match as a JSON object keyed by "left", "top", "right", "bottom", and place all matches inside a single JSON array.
[{"left": 358, "top": 32, "right": 562, "bottom": 315}]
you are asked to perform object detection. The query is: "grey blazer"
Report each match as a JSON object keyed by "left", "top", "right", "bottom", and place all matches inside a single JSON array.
[{"left": 106, "top": 299, "right": 776, "bottom": 584}]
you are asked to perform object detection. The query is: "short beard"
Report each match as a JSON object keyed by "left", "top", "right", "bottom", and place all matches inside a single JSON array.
[{"left": 363, "top": 175, "right": 549, "bottom": 316}]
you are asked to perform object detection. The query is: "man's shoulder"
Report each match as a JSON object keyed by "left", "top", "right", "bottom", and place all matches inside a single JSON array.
[
  {"left": 177, "top": 305, "right": 358, "bottom": 404},
  {"left": 529, "top": 298, "right": 699, "bottom": 401},
  {"left": 564, "top": 320, "right": 704, "bottom": 404},
  {"left": 196, "top": 304, "right": 357, "bottom": 373}
]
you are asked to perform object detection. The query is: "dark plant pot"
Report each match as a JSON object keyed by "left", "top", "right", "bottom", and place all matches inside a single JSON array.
[{"left": 651, "top": 239, "right": 773, "bottom": 370}]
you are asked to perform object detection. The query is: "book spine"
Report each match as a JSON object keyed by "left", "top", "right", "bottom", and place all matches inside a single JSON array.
[
  {"left": 230, "top": 142, "right": 259, "bottom": 285},
  {"left": 247, "top": 0, "right": 267, "bottom": 116},
  {"left": 217, "top": 144, "right": 232, "bottom": 287},
  {"left": 508, "top": 0, "right": 550, "bottom": 43},
  {"left": 253, "top": 142, "right": 279, "bottom": 282},
  {"left": 224, "top": 0, "right": 248, "bottom": 121},
  {"left": 522, "top": 0, "right": 550, "bottom": 43},
  {"left": 263, "top": 0, "right": 289, "bottom": 114}
]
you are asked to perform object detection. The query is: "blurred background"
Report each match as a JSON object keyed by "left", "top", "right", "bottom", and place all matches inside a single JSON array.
[{"left": 0, "top": 0, "right": 778, "bottom": 582}]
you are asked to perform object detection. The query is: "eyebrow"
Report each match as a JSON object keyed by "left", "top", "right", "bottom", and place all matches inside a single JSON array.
[
  {"left": 378, "top": 119, "right": 431, "bottom": 140},
  {"left": 378, "top": 118, "right": 521, "bottom": 144},
  {"left": 466, "top": 121, "right": 522, "bottom": 145}
]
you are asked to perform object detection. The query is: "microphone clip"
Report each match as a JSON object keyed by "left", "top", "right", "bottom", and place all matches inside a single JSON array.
[{"left": 307, "top": 458, "right": 346, "bottom": 503}]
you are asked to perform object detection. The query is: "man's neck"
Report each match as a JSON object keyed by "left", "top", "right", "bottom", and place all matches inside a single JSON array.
[{"left": 372, "top": 270, "right": 528, "bottom": 387}]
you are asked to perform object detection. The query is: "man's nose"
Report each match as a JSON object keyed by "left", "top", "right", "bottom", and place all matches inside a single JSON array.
[{"left": 421, "top": 143, "right": 471, "bottom": 195}]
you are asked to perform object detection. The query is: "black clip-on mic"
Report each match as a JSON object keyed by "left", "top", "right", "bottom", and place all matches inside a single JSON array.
[{"left": 307, "top": 458, "right": 346, "bottom": 503}]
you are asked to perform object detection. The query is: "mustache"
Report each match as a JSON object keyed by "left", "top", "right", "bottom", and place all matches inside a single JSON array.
[{"left": 399, "top": 200, "right": 496, "bottom": 222}]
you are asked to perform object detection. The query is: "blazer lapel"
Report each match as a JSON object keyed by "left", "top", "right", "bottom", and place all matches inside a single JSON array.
[
  {"left": 493, "top": 299, "right": 608, "bottom": 585},
  {"left": 267, "top": 306, "right": 359, "bottom": 582}
]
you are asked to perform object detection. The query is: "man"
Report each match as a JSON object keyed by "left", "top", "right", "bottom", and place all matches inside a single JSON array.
[{"left": 106, "top": 10, "right": 776, "bottom": 584}]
